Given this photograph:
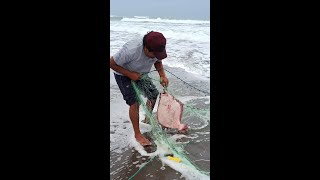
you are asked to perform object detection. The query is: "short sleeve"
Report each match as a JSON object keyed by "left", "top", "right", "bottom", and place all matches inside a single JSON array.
[{"left": 113, "top": 47, "right": 131, "bottom": 67}]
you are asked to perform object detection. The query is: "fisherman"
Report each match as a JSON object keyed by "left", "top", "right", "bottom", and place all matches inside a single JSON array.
[{"left": 110, "top": 31, "right": 169, "bottom": 146}]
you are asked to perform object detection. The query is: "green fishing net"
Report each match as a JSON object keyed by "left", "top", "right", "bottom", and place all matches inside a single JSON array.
[{"left": 131, "top": 74, "right": 210, "bottom": 176}]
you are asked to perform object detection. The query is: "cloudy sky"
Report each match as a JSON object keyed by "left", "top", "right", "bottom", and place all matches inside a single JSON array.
[{"left": 110, "top": 0, "right": 210, "bottom": 20}]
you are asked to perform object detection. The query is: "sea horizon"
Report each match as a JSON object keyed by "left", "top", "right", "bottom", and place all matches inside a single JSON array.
[{"left": 110, "top": 14, "right": 210, "bottom": 21}]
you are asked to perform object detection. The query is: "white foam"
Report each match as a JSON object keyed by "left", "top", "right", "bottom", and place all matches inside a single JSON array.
[
  {"left": 170, "top": 134, "right": 188, "bottom": 141},
  {"left": 133, "top": 16, "right": 149, "bottom": 19},
  {"left": 160, "top": 157, "right": 210, "bottom": 180},
  {"left": 196, "top": 132, "right": 210, "bottom": 135}
]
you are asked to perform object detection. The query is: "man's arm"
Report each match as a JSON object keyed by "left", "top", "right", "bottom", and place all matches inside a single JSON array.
[
  {"left": 110, "top": 56, "right": 140, "bottom": 81},
  {"left": 154, "top": 61, "right": 166, "bottom": 77},
  {"left": 154, "top": 61, "right": 169, "bottom": 87}
]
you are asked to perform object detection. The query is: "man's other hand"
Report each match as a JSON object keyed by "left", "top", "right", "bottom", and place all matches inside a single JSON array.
[{"left": 129, "top": 72, "right": 141, "bottom": 81}]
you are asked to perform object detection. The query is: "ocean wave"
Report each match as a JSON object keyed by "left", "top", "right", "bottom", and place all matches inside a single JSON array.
[
  {"left": 133, "top": 15, "right": 149, "bottom": 19},
  {"left": 110, "top": 15, "right": 210, "bottom": 78},
  {"left": 121, "top": 17, "right": 209, "bottom": 25},
  {"left": 110, "top": 15, "right": 124, "bottom": 21}
]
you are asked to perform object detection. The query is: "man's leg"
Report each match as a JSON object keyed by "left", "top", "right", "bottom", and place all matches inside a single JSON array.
[
  {"left": 143, "top": 99, "right": 156, "bottom": 124},
  {"left": 140, "top": 76, "right": 159, "bottom": 124},
  {"left": 129, "top": 102, "right": 151, "bottom": 146},
  {"left": 114, "top": 73, "right": 151, "bottom": 146}
]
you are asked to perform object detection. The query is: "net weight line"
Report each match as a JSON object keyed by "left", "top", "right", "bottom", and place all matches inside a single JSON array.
[{"left": 145, "top": 68, "right": 210, "bottom": 96}]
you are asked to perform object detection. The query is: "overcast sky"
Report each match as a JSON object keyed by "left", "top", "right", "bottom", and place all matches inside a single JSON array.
[{"left": 110, "top": 0, "right": 210, "bottom": 20}]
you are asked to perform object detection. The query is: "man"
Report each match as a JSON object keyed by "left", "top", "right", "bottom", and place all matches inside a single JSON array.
[{"left": 110, "top": 31, "right": 169, "bottom": 146}]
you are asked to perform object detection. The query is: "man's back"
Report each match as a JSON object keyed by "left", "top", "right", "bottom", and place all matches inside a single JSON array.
[{"left": 113, "top": 37, "right": 159, "bottom": 75}]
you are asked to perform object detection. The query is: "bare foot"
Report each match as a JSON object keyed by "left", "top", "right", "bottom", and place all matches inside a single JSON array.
[{"left": 135, "top": 134, "right": 151, "bottom": 146}]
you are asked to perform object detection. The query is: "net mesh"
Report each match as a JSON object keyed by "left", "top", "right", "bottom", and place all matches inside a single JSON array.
[{"left": 131, "top": 74, "right": 210, "bottom": 176}]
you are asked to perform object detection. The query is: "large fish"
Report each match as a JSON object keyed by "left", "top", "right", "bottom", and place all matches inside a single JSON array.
[{"left": 157, "top": 92, "right": 188, "bottom": 132}]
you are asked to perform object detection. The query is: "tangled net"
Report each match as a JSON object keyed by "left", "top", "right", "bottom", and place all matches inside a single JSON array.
[{"left": 131, "top": 74, "right": 210, "bottom": 176}]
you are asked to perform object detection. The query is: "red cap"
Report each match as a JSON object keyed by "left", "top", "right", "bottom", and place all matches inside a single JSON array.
[{"left": 146, "top": 32, "right": 167, "bottom": 60}]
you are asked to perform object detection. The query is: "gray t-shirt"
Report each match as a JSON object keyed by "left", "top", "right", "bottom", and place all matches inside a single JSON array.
[{"left": 112, "top": 37, "right": 161, "bottom": 76}]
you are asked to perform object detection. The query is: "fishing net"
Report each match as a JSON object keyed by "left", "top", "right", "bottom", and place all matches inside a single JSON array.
[
  {"left": 131, "top": 73, "right": 210, "bottom": 176},
  {"left": 141, "top": 73, "right": 210, "bottom": 128}
]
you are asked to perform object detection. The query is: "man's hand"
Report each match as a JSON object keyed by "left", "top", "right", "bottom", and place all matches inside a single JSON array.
[
  {"left": 160, "top": 76, "right": 169, "bottom": 87},
  {"left": 129, "top": 71, "right": 141, "bottom": 81}
]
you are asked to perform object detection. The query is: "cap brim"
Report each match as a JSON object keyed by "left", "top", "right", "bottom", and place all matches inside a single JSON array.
[{"left": 154, "top": 49, "right": 167, "bottom": 60}]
